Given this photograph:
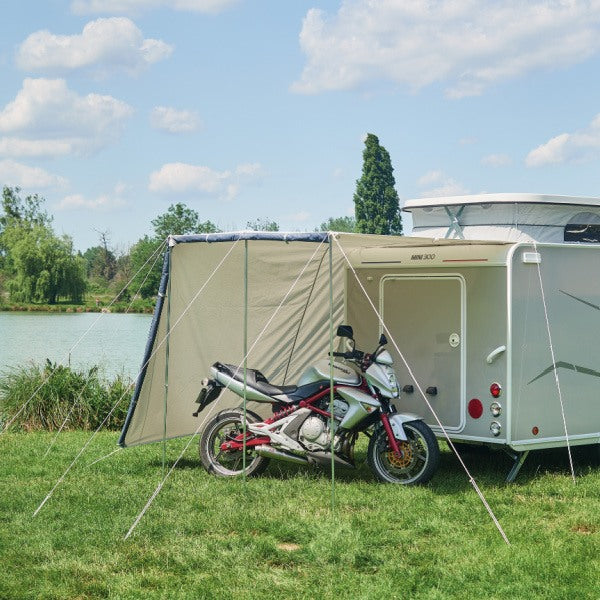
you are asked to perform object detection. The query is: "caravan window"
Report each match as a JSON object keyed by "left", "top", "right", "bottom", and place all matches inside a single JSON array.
[{"left": 564, "top": 212, "right": 600, "bottom": 243}]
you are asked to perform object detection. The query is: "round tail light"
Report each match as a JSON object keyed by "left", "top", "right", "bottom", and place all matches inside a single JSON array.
[
  {"left": 468, "top": 398, "right": 483, "bottom": 419},
  {"left": 490, "top": 382, "right": 501, "bottom": 398}
]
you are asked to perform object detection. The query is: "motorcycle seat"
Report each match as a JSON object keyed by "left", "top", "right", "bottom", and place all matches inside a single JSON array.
[{"left": 216, "top": 362, "right": 298, "bottom": 397}]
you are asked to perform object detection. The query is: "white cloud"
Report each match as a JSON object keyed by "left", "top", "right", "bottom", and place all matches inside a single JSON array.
[
  {"left": 17, "top": 18, "right": 172, "bottom": 76},
  {"left": 293, "top": 1, "right": 600, "bottom": 97},
  {"left": 71, "top": 0, "right": 238, "bottom": 15},
  {"left": 417, "top": 170, "right": 469, "bottom": 197},
  {"left": 481, "top": 153, "right": 512, "bottom": 167},
  {"left": 148, "top": 161, "right": 262, "bottom": 199},
  {"left": 0, "top": 159, "right": 68, "bottom": 189},
  {"left": 417, "top": 170, "right": 443, "bottom": 187},
  {"left": 285, "top": 211, "right": 311, "bottom": 223},
  {"left": 0, "top": 78, "right": 133, "bottom": 157},
  {"left": 526, "top": 114, "right": 600, "bottom": 166},
  {"left": 55, "top": 185, "right": 128, "bottom": 211},
  {"left": 151, "top": 106, "right": 201, "bottom": 133}
]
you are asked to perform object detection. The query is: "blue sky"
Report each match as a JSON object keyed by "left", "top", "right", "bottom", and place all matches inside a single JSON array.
[{"left": 2, "top": 0, "right": 600, "bottom": 251}]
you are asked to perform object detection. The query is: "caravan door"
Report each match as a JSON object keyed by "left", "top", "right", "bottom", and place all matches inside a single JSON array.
[{"left": 381, "top": 275, "right": 465, "bottom": 432}]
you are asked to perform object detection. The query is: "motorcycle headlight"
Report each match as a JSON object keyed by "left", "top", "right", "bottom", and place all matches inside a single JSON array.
[{"left": 385, "top": 366, "right": 399, "bottom": 397}]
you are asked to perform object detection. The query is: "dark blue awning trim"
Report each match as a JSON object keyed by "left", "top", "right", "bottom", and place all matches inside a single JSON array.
[
  {"left": 171, "top": 231, "right": 329, "bottom": 244},
  {"left": 119, "top": 248, "right": 170, "bottom": 447}
]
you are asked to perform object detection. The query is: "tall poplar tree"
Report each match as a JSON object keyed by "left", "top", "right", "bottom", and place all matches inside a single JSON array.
[{"left": 353, "top": 134, "right": 402, "bottom": 235}]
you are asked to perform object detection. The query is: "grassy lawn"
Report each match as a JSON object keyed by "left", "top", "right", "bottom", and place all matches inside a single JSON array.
[{"left": 1, "top": 431, "right": 599, "bottom": 599}]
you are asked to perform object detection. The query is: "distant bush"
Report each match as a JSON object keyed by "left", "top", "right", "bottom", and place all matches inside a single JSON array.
[{"left": 0, "top": 361, "right": 132, "bottom": 431}]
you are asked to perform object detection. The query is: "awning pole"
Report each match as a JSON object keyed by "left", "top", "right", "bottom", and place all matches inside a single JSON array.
[
  {"left": 328, "top": 234, "right": 336, "bottom": 511},
  {"left": 242, "top": 239, "right": 248, "bottom": 481},
  {"left": 162, "top": 244, "right": 172, "bottom": 477}
]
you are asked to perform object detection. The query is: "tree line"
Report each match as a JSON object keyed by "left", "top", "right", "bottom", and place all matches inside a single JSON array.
[{"left": 0, "top": 133, "right": 401, "bottom": 305}]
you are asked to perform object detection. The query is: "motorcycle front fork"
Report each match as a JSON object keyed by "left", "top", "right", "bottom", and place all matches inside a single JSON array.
[{"left": 379, "top": 411, "right": 402, "bottom": 456}]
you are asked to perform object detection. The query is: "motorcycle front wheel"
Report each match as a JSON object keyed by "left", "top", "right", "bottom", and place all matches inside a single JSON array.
[
  {"left": 199, "top": 409, "right": 270, "bottom": 478},
  {"left": 367, "top": 420, "right": 439, "bottom": 484}
]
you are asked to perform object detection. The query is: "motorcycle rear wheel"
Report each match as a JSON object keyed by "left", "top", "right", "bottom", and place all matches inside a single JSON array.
[
  {"left": 199, "top": 409, "right": 270, "bottom": 478},
  {"left": 367, "top": 420, "right": 439, "bottom": 484}
]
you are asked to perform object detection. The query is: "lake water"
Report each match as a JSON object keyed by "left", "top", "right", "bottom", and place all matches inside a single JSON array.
[{"left": 0, "top": 312, "right": 153, "bottom": 380}]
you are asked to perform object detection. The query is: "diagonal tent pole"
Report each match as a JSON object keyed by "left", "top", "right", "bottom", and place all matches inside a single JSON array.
[
  {"left": 33, "top": 240, "right": 242, "bottom": 518},
  {"left": 282, "top": 250, "right": 328, "bottom": 384},
  {"left": 533, "top": 243, "right": 576, "bottom": 483},
  {"left": 42, "top": 242, "right": 167, "bottom": 458},
  {"left": 332, "top": 235, "right": 510, "bottom": 546}
]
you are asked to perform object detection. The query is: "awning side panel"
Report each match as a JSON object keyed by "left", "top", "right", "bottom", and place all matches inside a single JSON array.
[{"left": 121, "top": 239, "right": 344, "bottom": 447}]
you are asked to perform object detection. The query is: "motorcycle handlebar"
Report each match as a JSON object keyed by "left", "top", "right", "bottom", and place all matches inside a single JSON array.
[{"left": 331, "top": 350, "right": 365, "bottom": 360}]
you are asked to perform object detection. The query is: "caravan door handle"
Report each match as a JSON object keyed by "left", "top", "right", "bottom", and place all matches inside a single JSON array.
[{"left": 486, "top": 345, "right": 506, "bottom": 364}]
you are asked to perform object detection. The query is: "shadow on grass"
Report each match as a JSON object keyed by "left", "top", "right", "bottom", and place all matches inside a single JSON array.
[
  {"left": 150, "top": 441, "right": 600, "bottom": 491},
  {"left": 437, "top": 443, "right": 600, "bottom": 491}
]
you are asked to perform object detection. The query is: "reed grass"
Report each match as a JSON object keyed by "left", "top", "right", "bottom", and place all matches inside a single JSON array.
[{"left": 0, "top": 361, "right": 131, "bottom": 431}]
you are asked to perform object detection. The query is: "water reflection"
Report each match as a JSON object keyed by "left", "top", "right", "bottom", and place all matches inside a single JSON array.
[{"left": 0, "top": 312, "right": 152, "bottom": 380}]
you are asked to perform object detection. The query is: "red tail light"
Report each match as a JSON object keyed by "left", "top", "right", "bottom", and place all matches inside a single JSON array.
[
  {"left": 468, "top": 398, "right": 483, "bottom": 419},
  {"left": 490, "top": 382, "right": 501, "bottom": 398}
]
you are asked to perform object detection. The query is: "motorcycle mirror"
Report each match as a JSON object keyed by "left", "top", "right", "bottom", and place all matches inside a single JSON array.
[
  {"left": 336, "top": 324, "right": 354, "bottom": 339},
  {"left": 379, "top": 333, "right": 388, "bottom": 346}
]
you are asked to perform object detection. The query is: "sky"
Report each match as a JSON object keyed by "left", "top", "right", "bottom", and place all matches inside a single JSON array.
[{"left": 2, "top": 0, "right": 600, "bottom": 252}]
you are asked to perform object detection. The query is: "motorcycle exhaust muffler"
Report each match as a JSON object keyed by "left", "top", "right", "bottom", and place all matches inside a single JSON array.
[
  {"left": 255, "top": 445, "right": 309, "bottom": 465},
  {"left": 307, "top": 452, "right": 354, "bottom": 469}
]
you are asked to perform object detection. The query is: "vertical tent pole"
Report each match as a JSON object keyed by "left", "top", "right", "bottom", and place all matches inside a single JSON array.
[
  {"left": 328, "top": 234, "right": 336, "bottom": 511},
  {"left": 162, "top": 243, "right": 172, "bottom": 477},
  {"left": 242, "top": 239, "right": 248, "bottom": 481}
]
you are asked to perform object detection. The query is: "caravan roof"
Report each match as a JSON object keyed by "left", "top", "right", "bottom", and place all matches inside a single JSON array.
[
  {"left": 403, "top": 193, "right": 600, "bottom": 243},
  {"left": 403, "top": 193, "right": 600, "bottom": 210}
]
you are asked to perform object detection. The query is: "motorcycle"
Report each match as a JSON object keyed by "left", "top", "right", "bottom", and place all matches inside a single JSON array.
[{"left": 194, "top": 325, "right": 440, "bottom": 484}]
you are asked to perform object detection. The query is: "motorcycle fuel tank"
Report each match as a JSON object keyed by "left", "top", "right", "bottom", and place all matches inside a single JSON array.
[{"left": 297, "top": 359, "right": 361, "bottom": 387}]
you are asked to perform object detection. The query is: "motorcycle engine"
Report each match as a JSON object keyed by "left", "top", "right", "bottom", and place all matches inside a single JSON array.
[
  {"left": 298, "top": 399, "right": 349, "bottom": 451},
  {"left": 298, "top": 416, "right": 330, "bottom": 451}
]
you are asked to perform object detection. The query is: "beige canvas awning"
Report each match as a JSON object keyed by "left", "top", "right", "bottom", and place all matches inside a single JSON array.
[{"left": 120, "top": 231, "right": 509, "bottom": 447}]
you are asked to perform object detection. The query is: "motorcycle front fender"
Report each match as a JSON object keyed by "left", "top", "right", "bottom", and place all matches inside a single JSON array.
[{"left": 388, "top": 413, "right": 422, "bottom": 441}]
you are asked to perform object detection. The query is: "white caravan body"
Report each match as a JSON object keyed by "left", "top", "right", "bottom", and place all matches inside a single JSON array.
[{"left": 347, "top": 193, "right": 600, "bottom": 453}]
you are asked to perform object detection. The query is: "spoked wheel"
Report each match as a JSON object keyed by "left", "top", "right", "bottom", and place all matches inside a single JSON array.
[
  {"left": 367, "top": 420, "right": 439, "bottom": 484},
  {"left": 199, "top": 409, "right": 269, "bottom": 478}
]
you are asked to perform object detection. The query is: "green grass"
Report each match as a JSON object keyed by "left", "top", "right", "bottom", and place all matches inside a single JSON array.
[{"left": 1, "top": 432, "right": 599, "bottom": 599}]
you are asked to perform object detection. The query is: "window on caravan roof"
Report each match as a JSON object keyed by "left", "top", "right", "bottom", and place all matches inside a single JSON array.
[{"left": 564, "top": 212, "right": 600, "bottom": 243}]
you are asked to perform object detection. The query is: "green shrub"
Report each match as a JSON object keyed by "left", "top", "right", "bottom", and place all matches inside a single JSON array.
[{"left": 0, "top": 360, "right": 132, "bottom": 431}]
